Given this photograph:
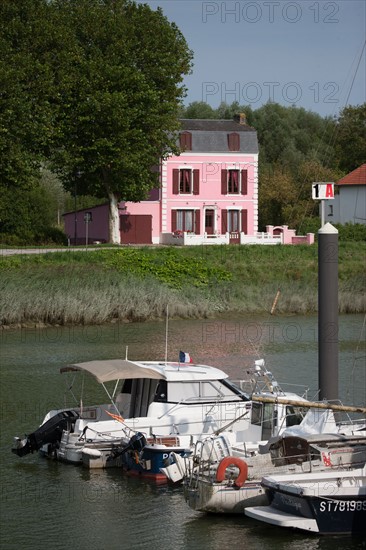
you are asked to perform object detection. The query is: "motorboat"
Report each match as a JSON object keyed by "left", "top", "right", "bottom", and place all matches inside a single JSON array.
[
  {"left": 244, "top": 465, "right": 366, "bottom": 535},
  {"left": 105, "top": 358, "right": 313, "bottom": 480},
  {"left": 181, "top": 406, "right": 366, "bottom": 513},
  {"left": 11, "top": 356, "right": 309, "bottom": 477}
]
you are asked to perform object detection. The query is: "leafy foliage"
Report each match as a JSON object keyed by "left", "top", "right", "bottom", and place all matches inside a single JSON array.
[
  {"left": 335, "top": 104, "right": 366, "bottom": 173},
  {"left": 100, "top": 248, "right": 232, "bottom": 289},
  {"left": 46, "top": 0, "right": 193, "bottom": 204},
  {"left": 335, "top": 223, "right": 366, "bottom": 242}
]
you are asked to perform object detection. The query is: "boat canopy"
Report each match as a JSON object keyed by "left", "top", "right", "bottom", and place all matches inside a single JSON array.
[{"left": 60, "top": 359, "right": 165, "bottom": 383}]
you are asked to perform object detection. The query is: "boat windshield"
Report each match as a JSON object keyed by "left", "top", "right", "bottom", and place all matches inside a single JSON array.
[
  {"left": 222, "top": 379, "right": 251, "bottom": 401},
  {"left": 285, "top": 405, "right": 307, "bottom": 427}
]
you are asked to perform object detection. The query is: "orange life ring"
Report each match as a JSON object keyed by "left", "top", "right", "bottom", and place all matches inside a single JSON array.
[{"left": 216, "top": 456, "right": 248, "bottom": 488}]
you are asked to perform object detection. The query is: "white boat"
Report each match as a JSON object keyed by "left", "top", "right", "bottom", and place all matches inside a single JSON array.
[
  {"left": 181, "top": 406, "right": 366, "bottom": 513},
  {"left": 12, "top": 357, "right": 309, "bottom": 475},
  {"left": 244, "top": 465, "right": 366, "bottom": 535}
]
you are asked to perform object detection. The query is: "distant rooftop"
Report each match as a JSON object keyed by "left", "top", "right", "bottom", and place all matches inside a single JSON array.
[
  {"left": 336, "top": 164, "right": 366, "bottom": 186},
  {"left": 179, "top": 118, "right": 256, "bottom": 132}
]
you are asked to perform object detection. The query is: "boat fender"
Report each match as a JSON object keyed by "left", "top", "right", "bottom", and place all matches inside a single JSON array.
[
  {"left": 82, "top": 448, "right": 102, "bottom": 458},
  {"left": 216, "top": 457, "right": 248, "bottom": 488}
]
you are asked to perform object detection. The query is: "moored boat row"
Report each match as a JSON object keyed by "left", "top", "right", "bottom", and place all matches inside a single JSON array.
[{"left": 11, "top": 353, "right": 366, "bottom": 536}]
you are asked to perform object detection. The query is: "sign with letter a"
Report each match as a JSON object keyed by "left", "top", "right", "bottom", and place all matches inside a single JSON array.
[{"left": 312, "top": 183, "right": 335, "bottom": 200}]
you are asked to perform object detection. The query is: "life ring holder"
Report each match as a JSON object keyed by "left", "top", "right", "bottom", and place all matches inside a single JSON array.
[{"left": 216, "top": 456, "right": 248, "bottom": 488}]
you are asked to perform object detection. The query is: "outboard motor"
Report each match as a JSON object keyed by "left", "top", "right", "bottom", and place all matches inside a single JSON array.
[
  {"left": 107, "top": 432, "right": 147, "bottom": 461},
  {"left": 12, "top": 410, "right": 79, "bottom": 457}
]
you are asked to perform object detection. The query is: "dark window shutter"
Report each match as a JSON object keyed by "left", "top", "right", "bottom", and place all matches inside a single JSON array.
[
  {"left": 171, "top": 210, "right": 177, "bottom": 232},
  {"left": 193, "top": 169, "right": 200, "bottom": 195},
  {"left": 241, "top": 169, "right": 248, "bottom": 195},
  {"left": 241, "top": 210, "right": 248, "bottom": 234},
  {"left": 195, "top": 210, "right": 200, "bottom": 235},
  {"left": 221, "top": 169, "right": 227, "bottom": 195},
  {"left": 221, "top": 209, "right": 228, "bottom": 233},
  {"left": 180, "top": 132, "right": 192, "bottom": 151},
  {"left": 228, "top": 132, "right": 240, "bottom": 151},
  {"left": 172, "top": 169, "right": 179, "bottom": 194}
]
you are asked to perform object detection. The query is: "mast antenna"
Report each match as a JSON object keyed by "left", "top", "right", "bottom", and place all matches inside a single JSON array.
[{"left": 165, "top": 305, "right": 169, "bottom": 365}]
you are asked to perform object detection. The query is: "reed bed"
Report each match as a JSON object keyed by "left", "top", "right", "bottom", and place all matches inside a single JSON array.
[{"left": 0, "top": 243, "right": 365, "bottom": 326}]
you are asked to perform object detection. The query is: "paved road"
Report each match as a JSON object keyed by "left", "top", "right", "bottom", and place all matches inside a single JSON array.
[{"left": 0, "top": 247, "right": 109, "bottom": 256}]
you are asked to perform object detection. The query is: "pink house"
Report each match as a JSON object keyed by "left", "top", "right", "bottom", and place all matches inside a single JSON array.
[
  {"left": 64, "top": 116, "right": 259, "bottom": 245},
  {"left": 157, "top": 117, "right": 259, "bottom": 245}
]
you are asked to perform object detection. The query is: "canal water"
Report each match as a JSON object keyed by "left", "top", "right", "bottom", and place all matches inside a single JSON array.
[{"left": 1, "top": 314, "right": 365, "bottom": 550}]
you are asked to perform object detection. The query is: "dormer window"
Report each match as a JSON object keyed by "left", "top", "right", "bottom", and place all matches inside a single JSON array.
[
  {"left": 228, "top": 132, "right": 240, "bottom": 151},
  {"left": 180, "top": 131, "right": 192, "bottom": 151}
]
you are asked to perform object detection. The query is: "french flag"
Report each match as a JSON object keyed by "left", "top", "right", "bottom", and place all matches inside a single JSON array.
[{"left": 179, "top": 351, "right": 193, "bottom": 363}]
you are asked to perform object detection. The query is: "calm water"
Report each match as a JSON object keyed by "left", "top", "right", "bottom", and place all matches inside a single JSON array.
[{"left": 1, "top": 314, "right": 365, "bottom": 550}]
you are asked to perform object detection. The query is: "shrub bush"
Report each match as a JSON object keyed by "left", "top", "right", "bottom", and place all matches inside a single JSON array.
[
  {"left": 296, "top": 218, "right": 366, "bottom": 242},
  {"left": 335, "top": 223, "right": 366, "bottom": 242},
  {"left": 0, "top": 233, "right": 26, "bottom": 246},
  {"left": 34, "top": 227, "right": 68, "bottom": 245},
  {"left": 0, "top": 227, "right": 68, "bottom": 246}
]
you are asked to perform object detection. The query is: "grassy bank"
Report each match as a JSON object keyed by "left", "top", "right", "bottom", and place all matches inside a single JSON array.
[{"left": 1, "top": 243, "right": 365, "bottom": 326}]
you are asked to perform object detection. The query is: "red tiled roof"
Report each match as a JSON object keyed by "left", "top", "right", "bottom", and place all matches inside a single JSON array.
[{"left": 336, "top": 164, "right": 366, "bottom": 186}]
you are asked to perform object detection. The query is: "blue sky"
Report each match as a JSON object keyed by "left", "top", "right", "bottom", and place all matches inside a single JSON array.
[{"left": 146, "top": 0, "right": 366, "bottom": 117}]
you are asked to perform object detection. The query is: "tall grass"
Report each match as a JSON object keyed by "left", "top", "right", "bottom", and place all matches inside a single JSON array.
[{"left": 1, "top": 243, "right": 365, "bottom": 326}]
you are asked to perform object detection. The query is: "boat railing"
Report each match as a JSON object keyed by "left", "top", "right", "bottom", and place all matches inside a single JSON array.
[
  {"left": 231, "top": 379, "right": 310, "bottom": 400},
  {"left": 339, "top": 417, "right": 366, "bottom": 429},
  {"left": 276, "top": 383, "right": 310, "bottom": 399},
  {"left": 157, "top": 395, "right": 248, "bottom": 420},
  {"left": 78, "top": 423, "right": 133, "bottom": 441}
]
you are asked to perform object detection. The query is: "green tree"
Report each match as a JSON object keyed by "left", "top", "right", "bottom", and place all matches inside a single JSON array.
[
  {"left": 0, "top": 184, "right": 58, "bottom": 243},
  {"left": 183, "top": 101, "right": 216, "bottom": 119},
  {"left": 258, "top": 164, "right": 298, "bottom": 229},
  {"left": 46, "top": 0, "right": 193, "bottom": 242},
  {"left": 0, "top": 0, "right": 55, "bottom": 189},
  {"left": 335, "top": 104, "right": 366, "bottom": 173}
]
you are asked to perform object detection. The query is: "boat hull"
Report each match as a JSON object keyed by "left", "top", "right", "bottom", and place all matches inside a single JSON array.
[
  {"left": 266, "top": 488, "right": 366, "bottom": 534},
  {"left": 122, "top": 443, "right": 190, "bottom": 483},
  {"left": 184, "top": 479, "right": 267, "bottom": 513}
]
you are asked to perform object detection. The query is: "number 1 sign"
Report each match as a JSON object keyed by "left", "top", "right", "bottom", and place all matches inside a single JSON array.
[{"left": 312, "top": 183, "right": 335, "bottom": 200}]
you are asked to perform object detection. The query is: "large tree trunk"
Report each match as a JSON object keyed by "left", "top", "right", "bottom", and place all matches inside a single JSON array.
[{"left": 108, "top": 192, "right": 121, "bottom": 244}]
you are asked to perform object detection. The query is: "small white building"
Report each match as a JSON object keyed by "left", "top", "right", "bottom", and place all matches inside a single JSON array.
[{"left": 324, "top": 164, "right": 366, "bottom": 225}]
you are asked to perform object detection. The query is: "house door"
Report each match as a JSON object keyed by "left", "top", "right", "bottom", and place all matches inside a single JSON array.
[
  {"left": 205, "top": 209, "right": 214, "bottom": 235},
  {"left": 228, "top": 211, "right": 240, "bottom": 244},
  {"left": 120, "top": 215, "right": 152, "bottom": 244}
]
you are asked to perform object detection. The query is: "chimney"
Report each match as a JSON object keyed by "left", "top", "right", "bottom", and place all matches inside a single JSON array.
[{"left": 239, "top": 113, "right": 246, "bottom": 125}]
